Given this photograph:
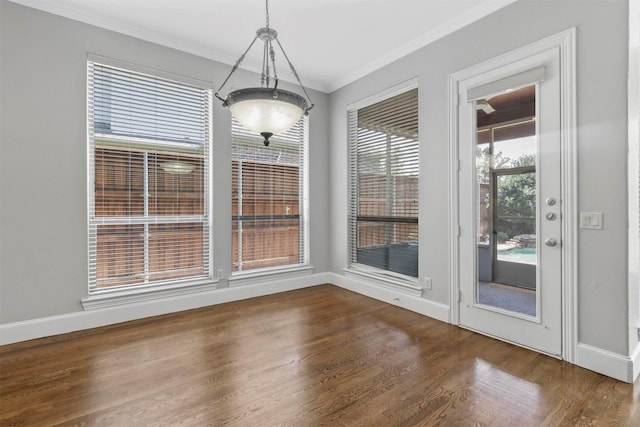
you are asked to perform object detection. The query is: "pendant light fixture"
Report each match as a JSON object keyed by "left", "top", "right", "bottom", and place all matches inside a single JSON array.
[{"left": 215, "top": 0, "right": 314, "bottom": 146}]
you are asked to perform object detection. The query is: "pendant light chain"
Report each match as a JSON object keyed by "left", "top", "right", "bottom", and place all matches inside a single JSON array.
[
  {"left": 265, "top": 0, "right": 270, "bottom": 29},
  {"left": 270, "top": 44, "right": 278, "bottom": 83},
  {"left": 215, "top": 0, "right": 315, "bottom": 143},
  {"left": 264, "top": 0, "right": 279, "bottom": 90},
  {"left": 215, "top": 35, "right": 259, "bottom": 102},
  {"left": 264, "top": 0, "right": 313, "bottom": 112},
  {"left": 275, "top": 38, "right": 314, "bottom": 114},
  {"left": 262, "top": 42, "right": 270, "bottom": 88}
]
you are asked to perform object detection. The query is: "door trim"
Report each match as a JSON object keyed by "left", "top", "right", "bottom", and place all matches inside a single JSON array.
[{"left": 448, "top": 28, "right": 577, "bottom": 362}]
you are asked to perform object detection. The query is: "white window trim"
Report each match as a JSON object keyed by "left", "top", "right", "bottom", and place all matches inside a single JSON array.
[
  {"left": 344, "top": 266, "right": 422, "bottom": 297},
  {"left": 346, "top": 78, "right": 419, "bottom": 112},
  {"left": 227, "top": 265, "right": 314, "bottom": 287},
  {"left": 81, "top": 279, "right": 219, "bottom": 310},
  {"left": 346, "top": 78, "right": 420, "bottom": 286},
  {"left": 230, "top": 116, "right": 310, "bottom": 276},
  {"left": 85, "top": 54, "right": 215, "bottom": 305}
]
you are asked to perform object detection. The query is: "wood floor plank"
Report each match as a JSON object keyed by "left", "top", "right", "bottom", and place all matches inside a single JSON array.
[{"left": 1, "top": 285, "right": 638, "bottom": 426}]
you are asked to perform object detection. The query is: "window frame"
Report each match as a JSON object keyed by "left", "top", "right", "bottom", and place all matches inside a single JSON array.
[
  {"left": 230, "top": 115, "right": 310, "bottom": 278},
  {"left": 347, "top": 81, "right": 420, "bottom": 286},
  {"left": 84, "top": 55, "right": 215, "bottom": 304}
]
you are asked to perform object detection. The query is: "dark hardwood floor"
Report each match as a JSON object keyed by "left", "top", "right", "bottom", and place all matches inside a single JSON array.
[{"left": 1, "top": 285, "right": 638, "bottom": 426}]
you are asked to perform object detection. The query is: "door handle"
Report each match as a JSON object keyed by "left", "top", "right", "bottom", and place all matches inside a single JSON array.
[{"left": 544, "top": 238, "right": 558, "bottom": 247}]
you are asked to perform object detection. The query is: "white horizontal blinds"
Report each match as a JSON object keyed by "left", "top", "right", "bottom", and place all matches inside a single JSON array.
[
  {"left": 348, "top": 88, "right": 419, "bottom": 277},
  {"left": 231, "top": 117, "right": 307, "bottom": 272},
  {"left": 93, "top": 64, "right": 207, "bottom": 144},
  {"left": 88, "top": 61, "right": 211, "bottom": 292}
]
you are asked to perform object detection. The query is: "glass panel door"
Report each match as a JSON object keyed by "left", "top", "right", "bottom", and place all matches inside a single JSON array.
[
  {"left": 475, "top": 85, "right": 538, "bottom": 317},
  {"left": 457, "top": 43, "right": 563, "bottom": 357}
]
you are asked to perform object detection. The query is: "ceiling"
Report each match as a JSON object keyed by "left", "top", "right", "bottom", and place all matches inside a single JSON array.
[
  {"left": 10, "top": 0, "right": 517, "bottom": 93},
  {"left": 477, "top": 85, "right": 536, "bottom": 128}
]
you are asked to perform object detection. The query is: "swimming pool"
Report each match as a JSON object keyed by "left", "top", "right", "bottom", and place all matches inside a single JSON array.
[{"left": 497, "top": 247, "right": 537, "bottom": 264}]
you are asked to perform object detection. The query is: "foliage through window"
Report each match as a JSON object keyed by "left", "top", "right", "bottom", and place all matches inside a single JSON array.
[
  {"left": 231, "top": 117, "right": 308, "bottom": 272},
  {"left": 476, "top": 118, "right": 537, "bottom": 246},
  {"left": 88, "top": 60, "right": 212, "bottom": 292},
  {"left": 348, "top": 87, "right": 419, "bottom": 278}
]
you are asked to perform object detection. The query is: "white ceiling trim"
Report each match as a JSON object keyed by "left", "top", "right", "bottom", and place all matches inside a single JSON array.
[
  {"left": 9, "top": 0, "right": 518, "bottom": 94},
  {"left": 330, "top": 0, "right": 518, "bottom": 92},
  {"left": 7, "top": 0, "right": 267, "bottom": 87}
]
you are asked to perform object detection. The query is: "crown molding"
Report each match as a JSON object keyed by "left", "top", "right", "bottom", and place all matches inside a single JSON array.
[
  {"left": 328, "top": 0, "right": 518, "bottom": 92},
  {"left": 7, "top": 0, "right": 330, "bottom": 92},
  {"left": 8, "top": 0, "right": 517, "bottom": 94}
]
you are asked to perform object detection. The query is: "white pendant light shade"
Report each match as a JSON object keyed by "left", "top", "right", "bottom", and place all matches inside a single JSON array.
[
  {"left": 215, "top": 0, "right": 314, "bottom": 145},
  {"left": 226, "top": 87, "right": 307, "bottom": 136},
  {"left": 160, "top": 161, "right": 195, "bottom": 174}
]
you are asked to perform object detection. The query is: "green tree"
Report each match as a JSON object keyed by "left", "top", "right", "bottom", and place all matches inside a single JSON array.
[
  {"left": 476, "top": 146, "right": 510, "bottom": 184},
  {"left": 496, "top": 153, "right": 536, "bottom": 241}
]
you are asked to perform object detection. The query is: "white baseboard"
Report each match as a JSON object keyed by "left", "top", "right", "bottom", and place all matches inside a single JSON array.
[
  {"left": 4, "top": 271, "right": 638, "bottom": 385},
  {"left": 576, "top": 343, "right": 637, "bottom": 383},
  {"left": 631, "top": 342, "right": 640, "bottom": 382},
  {"left": 0, "top": 272, "right": 333, "bottom": 346},
  {"left": 328, "top": 272, "right": 450, "bottom": 323},
  {"left": 333, "top": 271, "right": 640, "bottom": 383}
]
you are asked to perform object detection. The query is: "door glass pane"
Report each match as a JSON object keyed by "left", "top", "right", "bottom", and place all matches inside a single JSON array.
[
  {"left": 496, "top": 171, "right": 536, "bottom": 265},
  {"left": 475, "top": 85, "right": 537, "bottom": 317}
]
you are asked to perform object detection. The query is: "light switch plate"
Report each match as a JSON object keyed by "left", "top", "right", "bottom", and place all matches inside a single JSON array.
[{"left": 580, "top": 212, "right": 603, "bottom": 230}]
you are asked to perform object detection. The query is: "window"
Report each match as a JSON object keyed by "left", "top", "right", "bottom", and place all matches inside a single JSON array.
[
  {"left": 88, "top": 59, "right": 212, "bottom": 293},
  {"left": 348, "top": 87, "right": 419, "bottom": 278},
  {"left": 231, "top": 117, "right": 308, "bottom": 273}
]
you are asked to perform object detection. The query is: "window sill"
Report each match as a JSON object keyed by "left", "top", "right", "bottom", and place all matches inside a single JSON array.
[
  {"left": 228, "top": 265, "right": 314, "bottom": 287},
  {"left": 344, "top": 266, "right": 423, "bottom": 297},
  {"left": 81, "top": 279, "right": 219, "bottom": 310}
]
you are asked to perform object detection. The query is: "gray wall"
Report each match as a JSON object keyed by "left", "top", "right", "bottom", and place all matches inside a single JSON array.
[
  {"left": 329, "top": 0, "right": 630, "bottom": 355},
  {"left": 0, "top": 1, "right": 330, "bottom": 323},
  {"left": 0, "top": 0, "right": 634, "bottom": 359}
]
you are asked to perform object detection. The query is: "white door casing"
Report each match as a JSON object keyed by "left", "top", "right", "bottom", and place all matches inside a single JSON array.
[
  {"left": 448, "top": 29, "right": 577, "bottom": 361},
  {"left": 460, "top": 47, "right": 561, "bottom": 356}
]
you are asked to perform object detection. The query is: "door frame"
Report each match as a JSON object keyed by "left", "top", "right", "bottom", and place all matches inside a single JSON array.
[{"left": 447, "top": 28, "right": 577, "bottom": 362}]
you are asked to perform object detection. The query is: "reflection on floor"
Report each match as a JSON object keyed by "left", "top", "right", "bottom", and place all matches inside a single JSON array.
[{"left": 478, "top": 281, "right": 536, "bottom": 316}]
